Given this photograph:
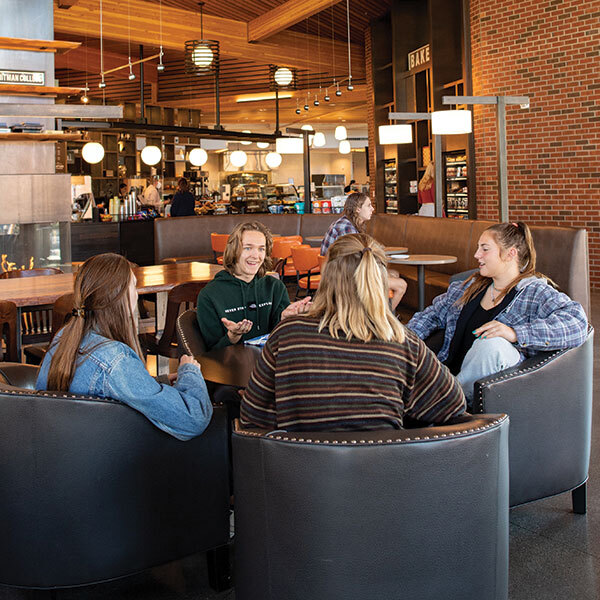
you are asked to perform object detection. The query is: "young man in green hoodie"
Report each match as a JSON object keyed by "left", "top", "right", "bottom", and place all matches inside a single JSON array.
[{"left": 196, "top": 221, "right": 311, "bottom": 351}]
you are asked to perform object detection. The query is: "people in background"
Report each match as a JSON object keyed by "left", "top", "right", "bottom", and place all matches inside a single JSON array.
[
  {"left": 196, "top": 221, "right": 311, "bottom": 351},
  {"left": 407, "top": 222, "right": 588, "bottom": 404},
  {"left": 321, "top": 192, "right": 407, "bottom": 309},
  {"left": 417, "top": 162, "right": 435, "bottom": 217},
  {"left": 142, "top": 176, "right": 162, "bottom": 211},
  {"left": 119, "top": 182, "right": 129, "bottom": 200},
  {"left": 170, "top": 177, "right": 196, "bottom": 217},
  {"left": 344, "top": 179, "right": 356, "bottom": 194},
  {"left": 241, "top": 233, "right": 465, "bottom": 431},
  {"left": 36, "top": 253, "right": 212, "bottom": 441}
]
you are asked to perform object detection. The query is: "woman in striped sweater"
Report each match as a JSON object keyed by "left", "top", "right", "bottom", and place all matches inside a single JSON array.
[{"left": 240, "top": 233, "right": 465, "bottom": 431}]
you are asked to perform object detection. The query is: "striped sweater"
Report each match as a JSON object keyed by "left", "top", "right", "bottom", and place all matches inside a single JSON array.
[{"left": 240, "top": 315, "right": 466, "bottom": 431}]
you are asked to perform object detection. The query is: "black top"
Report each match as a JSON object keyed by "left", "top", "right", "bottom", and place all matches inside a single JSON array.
[
  {"left": 445, "top": 285, "right": 517, "bottom": 375},
  {"left": 170, "top": 191, "right": 196, "bottom": 217}
]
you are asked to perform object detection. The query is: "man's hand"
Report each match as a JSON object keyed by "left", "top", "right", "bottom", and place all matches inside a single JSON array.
[
  {"left": 221, "top": 317, "right": 253, "bottom": 344},
  {"left": 281, "top": 296, "right": 312, "bottom": 319},
  {"left": 473, "top": 320, "right": 517, "bottom": 343}
]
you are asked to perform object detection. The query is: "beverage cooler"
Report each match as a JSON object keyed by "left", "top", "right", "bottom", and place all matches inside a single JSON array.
[{"left": 443, "top": 151, "right": 469, "bottom": 219}]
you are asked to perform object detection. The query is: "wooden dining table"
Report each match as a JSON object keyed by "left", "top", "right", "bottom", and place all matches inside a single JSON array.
[
  {"left": 196, "top": 344, "right": 262, "bottom": 388},
  {"left": 0, "top": 261, "right": 224, "bottom": 356}
]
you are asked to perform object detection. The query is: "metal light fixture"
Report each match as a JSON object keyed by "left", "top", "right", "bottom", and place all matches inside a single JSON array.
[
  {"left": 379, "top": 124, "right": 413, "bottom": 145},
  {"left": 265, "top": 151, "right": 282, "bottom": 168},
  {"left": 128, "top": 63, "right": 135, "bottom": 81},
  {"left": 141, "top": 145, "right": 162, "bottom": 166},
  {"left": 188, "top": 147, "right": 208, "bottom": 166},
  {"left": 345, "top": 0, "right": 353, "bottom": 92},
  {"left": 314, "top": 95, "right": 320, "bottom": 107},
  {"left": 304, "top": 101, "right": 309, "bottom": 111},
  {"left": 339, "top": 140, "right": 351, "bottom": 154},
  {"left": 157, "top": 0, "right": 165, "bottom": 72},
  {"left": 312, "top": 132, "right": 326, "bottom": 147},
  {"left": 324, "top": 89, "right": 330, "bottom": 102},
  {"left": 431, "top": 110, "right": 472, "bottom": 135},
  {"left": 276, "top": 137, "right": 303, "bottom": 154},
  {"left": 230, "top": 150, "right": 248, "bottom": 167},
  {"left": 295, "top": 98, "right": 301, "bottom": 115},
  {"left": 257, "top": 142, "right": 270, "bottom": 149},
  {"left": 240, "top": 130, "right": 252, "bottom": 146},
  {"left": 335, "top": 82, "right": 342, "bottom": 96},
  {"left": 185, "top": 2, "right": 219, "bottom": 75},
  {"left": 335, "top": 125, "right": 347, "bottom": 140},
  {"left": 82, "top": 142, "right": 105, "bottom": 164}
]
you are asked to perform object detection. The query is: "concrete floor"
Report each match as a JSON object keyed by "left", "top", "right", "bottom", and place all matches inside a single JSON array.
[{"left": 1, "top": 294, "right": 598, "bottom": 600}]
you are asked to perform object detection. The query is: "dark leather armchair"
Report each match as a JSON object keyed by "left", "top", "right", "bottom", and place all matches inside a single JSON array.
[
  {"left": 473, "top": 329, "right": 594, "bottom": 512},
  {"left": 177, "top": 308, "right": 207, "bottom": 356},
  {"left": 233, "top": 414, "right": 509, "bottom": 600},
  {"left": 0, "top": 364, "right": 231, "bottom": 591}
]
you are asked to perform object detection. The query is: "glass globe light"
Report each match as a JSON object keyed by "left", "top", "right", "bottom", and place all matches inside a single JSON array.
[
  {"left": 192, "top": 44, "right": 214, "bottom": 68},
  {"left": 141, "top": 145, "right": 162, "bottom": 166},
  {"left": 188, "top": 148, "right": 208, "bottom": 166},
  {"left": 230, "top": 150, "right": 248, "bottom": 168},
  {"left": 274, "top": 67, "right": 293, "bottom": 86},
  {"left": 265, "top": 152, "right": 282, "bottom": 169},
  {"left": 81, "top": 142, "right": 105, "bottom": 164}
]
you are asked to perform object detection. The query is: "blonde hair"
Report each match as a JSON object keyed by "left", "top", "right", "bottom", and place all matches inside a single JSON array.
[
  {"left": 309, "top": 233, "right": 405, "bottom": 343},
  {"left": 223, "top": 221, "right": 273, "bottom": 278},
  {"left": 418, "top": 162, "right": 435, "bottom": 191},
  {"left": 460, "top": 221, "right": 544, "bottom": 305},
  {"left": 47, "top": 253, "right": 142, "bottom": 391}
]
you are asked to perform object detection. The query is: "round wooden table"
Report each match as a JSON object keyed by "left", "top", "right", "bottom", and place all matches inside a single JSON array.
[
  {"left": 387, "top": 254, "right": 457, "bottom": 311},
  {"left": 196, "top": 344, "right": 262, "bottom": 388},
  {"left": 384, "top": 246, "right": 408, "bottom": 255}
]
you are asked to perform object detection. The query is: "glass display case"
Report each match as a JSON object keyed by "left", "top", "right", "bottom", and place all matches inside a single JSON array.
[
  {"left": 312, "top": 174, "right": 345, "bottom": 199},
  {"left": 444, "top": 151, "right": 469, "bottom": 219},
  {"left": 264, "top": 184, "right": 300, "bottom": 213},
  {"left": 384, "top": 158, "right": 398, "bottom": 214},
  {"left": 225, "top": 172, "right": 270, "bottom": 214}
]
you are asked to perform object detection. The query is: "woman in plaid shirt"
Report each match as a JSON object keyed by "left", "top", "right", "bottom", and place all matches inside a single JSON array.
[
  {"left": 408, "top": 222, "right": 588, "bottom": 404},
  {"left": 321, "top": 192, "right": 407, "bottom": 309}
]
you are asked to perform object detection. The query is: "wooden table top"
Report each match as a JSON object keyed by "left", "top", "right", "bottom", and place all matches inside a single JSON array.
[
  {"left": 384, "top": 246, "right": 408, "bottom": 254},
  {"left": 305, "top": 235, "right": 324, "bottom": 242},
  {"left": 0, "top": 262, "right": 223, "bottom": 307},
  {"left": 197, "top": 344, "right": 262, "bottom": 388},
  {"left": 387, "top": 254, "right": 457, "bottom": 266}
]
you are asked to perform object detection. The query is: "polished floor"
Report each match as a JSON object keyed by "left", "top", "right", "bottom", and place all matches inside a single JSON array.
[{"left": 1, "top": 294, "right": 598, "bottom": 600}]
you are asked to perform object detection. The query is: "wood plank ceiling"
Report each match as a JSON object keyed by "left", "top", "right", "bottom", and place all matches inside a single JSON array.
[{"left": 54, "top": 0, "right": 391, "bottom": 126}]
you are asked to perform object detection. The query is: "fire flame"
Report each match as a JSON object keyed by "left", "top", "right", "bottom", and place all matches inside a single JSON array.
[{"left": 1, "top": 254, "right": 35, "bottom": 273}]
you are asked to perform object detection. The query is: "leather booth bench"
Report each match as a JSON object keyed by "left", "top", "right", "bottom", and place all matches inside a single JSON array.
[{"left": 154, "top": 214, "right": 590, "bottom": 314}]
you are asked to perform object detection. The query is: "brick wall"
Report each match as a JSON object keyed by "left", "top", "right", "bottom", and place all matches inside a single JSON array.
[{"left": 470, "top": 0, "right": 600, "bottom": 286}]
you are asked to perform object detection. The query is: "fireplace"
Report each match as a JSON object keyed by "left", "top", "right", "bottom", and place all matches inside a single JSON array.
[{"left": 0, "top": 222, "right": 72, "bottom": 273}]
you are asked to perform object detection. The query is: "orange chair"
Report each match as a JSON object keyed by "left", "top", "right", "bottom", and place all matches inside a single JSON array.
[
  {"left": 290, "top": 246, "right": 321, "bottom": 299},
  {"left": 317, "top": 254, "right": 327, "bottom": 270},
  {"left": 271, "top": 236, "right": 304, "bottom": 277},
  {"left": 210, "top": 233, "right": 229, "bottom": 265}
]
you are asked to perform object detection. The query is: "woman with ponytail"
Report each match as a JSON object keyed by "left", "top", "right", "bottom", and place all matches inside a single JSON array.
[
  {"left": 36, "top": 253, "right": 212, "bottom": 441},
  {"left": 408, "top": 222, "right": 588, "bottom": 405},
  {"left": 241, "top": 233, "right": 465, "bottom": 431}
]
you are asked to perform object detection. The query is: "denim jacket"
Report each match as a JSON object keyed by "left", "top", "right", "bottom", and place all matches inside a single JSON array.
[
  {"left": 408, "top": 276, "right": 588, "bottom": 363},
  {"left": 36, "top": 331, "right": 213, "bottom": 441}
]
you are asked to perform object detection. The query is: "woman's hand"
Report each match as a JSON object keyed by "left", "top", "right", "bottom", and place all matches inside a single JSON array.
[
  {"left": 473, "top": 320, "right": 517, "bottom": 343},
  {"left": 221, "top": 317, "right": 253, "bottom": 343},
  {"left": 281, "top": 296, "right": 312, "bottom": 319},
  {"left": 180, "top": 354, "right": 202, "bottom": 369}
]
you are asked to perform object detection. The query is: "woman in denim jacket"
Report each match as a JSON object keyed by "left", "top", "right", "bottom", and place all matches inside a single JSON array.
[
  {"left": 408, "top": 222, "right": 588, "bottom": 403},
  {"left": 36, "top": 253, "right": 212, "bottom": 441}
]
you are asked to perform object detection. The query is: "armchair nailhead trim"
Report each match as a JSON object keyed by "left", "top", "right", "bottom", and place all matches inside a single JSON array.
[{"left": 237, "top": 417, "right": 507, "bottom": 445}]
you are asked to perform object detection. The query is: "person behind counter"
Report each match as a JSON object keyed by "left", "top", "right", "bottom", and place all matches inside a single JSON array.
[
  {"left": 119, "top": 182, "right": 129, "bottom": 200},
  {"left": 407, "top": 222, "right": 588, "bottom": 405},
  {"left": 321, "top": 192, "right": 407, "bottom": 309},
  {"left": 343, "top": 179, "right": 356, "bottom": 194},
  {"left": 240, "top": 233, "right": 466, "bottom": 431},
  {"left": 170, "top": 177, "right": 196, "bottom": 217},
  {"left": 36, "top": 253, "right": 213, "bottom": 441},
  {"left": 417, "top": 162, "right": 435, "bottom": 217},
  {"left": 142, "top": 176, "right": 162, "bottom": 211},
  {"left": 196, "top": 221, "right": 311, "bottom": 351}
]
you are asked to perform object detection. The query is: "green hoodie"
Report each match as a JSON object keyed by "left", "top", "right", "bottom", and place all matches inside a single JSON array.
[{"left": 196, "top": 270, "right": 290, "bottom": 350}]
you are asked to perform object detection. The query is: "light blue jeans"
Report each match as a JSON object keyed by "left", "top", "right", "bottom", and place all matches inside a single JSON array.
[{"left": 456, "top": 337, "right": 521, "bottom": 405}]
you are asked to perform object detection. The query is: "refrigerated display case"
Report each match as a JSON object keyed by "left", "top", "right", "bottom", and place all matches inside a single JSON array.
[
  {"left": 264, "top": 184, "right": 300, "bottom": 213},
  {"left": 384, "top": 158, "right": 398, "bottom": 214},
  {"left": 444, "top": 151, "right": 469, "bottom": 219}
]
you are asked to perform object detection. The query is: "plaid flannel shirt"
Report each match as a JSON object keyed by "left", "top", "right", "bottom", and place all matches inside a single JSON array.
[
  {"left": 320, "top": 216, "right": 359, "bottom": 256},
  {"left": 407, "top": 276, "right": 588, "bottom": 362}
]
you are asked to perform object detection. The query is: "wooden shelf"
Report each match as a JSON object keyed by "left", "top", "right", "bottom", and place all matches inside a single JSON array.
[
  {"left": 0, "top": 37, "right": 80, "bottom": 54},
  {"left": 0, "top": 84, "right": 84, "bottom": 97},
  {"left": 0, "top": 132, "right": 83, "bottom": 142}
]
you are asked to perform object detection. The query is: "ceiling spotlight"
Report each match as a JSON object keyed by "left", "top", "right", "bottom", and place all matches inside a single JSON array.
[
  {"left": 81, "top": 95, "right": 89, "bottom": 104},
  {"left": 324, "top": 90, "right": 330, "bottom": 102},
  {"left": 98, "top": 80, "right": 106, "bottom": 89},
  {"left": 314, "top": 95, "right": 320, "bottom": 107},
  {"left": 295, "top": 108, "right": 301, "bottom": 115},
  {"left": 335, "top": 83, "right": 342, "bottom": 97},
  {"left": 128, "top": 70, "right": 135, "bottom": 81},
  {"left": 157, "top": 47, "right": 165, "bottom": 72},
  {"left": 347, "top": 82, "right": 354, "bottom": 91},
  {"left": 304, "top": 103, "right": 309, "bottom": 111},
  {"left": 157, "top": 63, "right": 165, "bottom": 73}
]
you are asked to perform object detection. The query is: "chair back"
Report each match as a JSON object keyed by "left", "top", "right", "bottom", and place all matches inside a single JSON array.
[
  {"left": 0, "top": 268, "right": 63, "bottom": 280},
  {"left": 290, "top": 245, "right": 320, "bottom": 273},
  {"left": 176, "top": 309, "right": 207, "bottom": 356},
  {"left": 271, "top": 238, "right": 300, "bottom": 261},
  {"left": 233, "top": 414, "right": 509, "bottom": 600},
  {"left": 0, "top": 301, "right": 18, "bottom": 362},
  {"left": 211, "top": 232, "right": 229, "bottom": 253},
  {"left": 0, "top": 384, "right": 230, "bottom": 589},
  {"left": 51, "top": 293, "right": 74, "bottom": 335}
]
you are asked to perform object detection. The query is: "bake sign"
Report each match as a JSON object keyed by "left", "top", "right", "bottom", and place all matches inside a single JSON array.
[
  {"left": 0, "top": 70, "right": 45, "bottom": 85},
  {"left": 407, "top": 45, "right": 431, "bottom": 72}
]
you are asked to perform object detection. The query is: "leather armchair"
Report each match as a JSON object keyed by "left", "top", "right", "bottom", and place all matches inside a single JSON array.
[
  {"left": 0, "top": 365, "right": 231, "bottom": 591},
  {"left": 473, "top": 329, "right": 594, "bottom": 512},
  {"left": 233, "top": 414, "right": 509, "bottom": 600},
  {"left": 177, "top": 308, "right": 207, "bottom": 356}
]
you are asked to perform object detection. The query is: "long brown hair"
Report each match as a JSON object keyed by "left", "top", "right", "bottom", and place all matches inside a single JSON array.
[
  {"left": 343, "top": 192, "right": 370, "bottom": 232},
  {"left": 460, "top": 221, "right": 541, "bottom": 305},
  {"left": 309, "top": 233, "right": 405, "bottom": 343},
  {"left": 223, "top": 221, "right": 273, "bottom": 278},
  {"left": 47, "top": 253, "right": 142, "bottom": 391}
]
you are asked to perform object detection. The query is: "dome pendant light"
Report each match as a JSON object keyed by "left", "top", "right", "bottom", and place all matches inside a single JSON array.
[
  {"left": 335, "top": 125, "right": 347, "bottom": 140},
  {"left": 324, "top": 89, "right": 330, "bottom": 102},
  {"left": 335, "top": 81, "right": 342, "bottom": 97},
  {"left": 314, "top": 95, "right": 320, "bottom": 107}
]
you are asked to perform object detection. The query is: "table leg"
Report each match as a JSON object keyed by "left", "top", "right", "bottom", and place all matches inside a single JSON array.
[
  {"left": 155, "top": 291, "right": 170, "bottom": 376},
  {"left": 417, "top": 265, "right": 426, "bottom": 312}
]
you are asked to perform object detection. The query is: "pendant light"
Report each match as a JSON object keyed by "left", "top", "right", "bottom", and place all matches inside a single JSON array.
[
  {"left": 98, "top": 0, "right": 106, "bottom": 88},
  {"left": 345, "top": 0, "right": 353, "bottom": 91},
  {"left": 335, "top": 81, "right": 342, "bottom": 97},
  {"left": 127, "top": 0, "right": 135, "bottom": 80},
  {"left": 274, "top": 67, "right": 293, "bottom": 86},
  {"left": 312, "top": 132, "right": 326, "bottom": 147},
  {"left": 185, "top": 3, "right": 219, "bottom": 75},
  {"left": 157, "top": 0, "right": 165, "bottom": 72},
  {"left": 276, "top": 138, "right": 303, "bottom": 154},
  {"left": 141, "top": 145, "right": 162, "bottom": 166},
  {"left": 324, "top": 89, "right": 330, "bottom": 102},
  {"left": 379, "top": 124, "right": 413, "bottom": 145},
  {"left": 189, "top": 147, "right": 208, "bottom": 166},
  {"left": 82, "top": 142, "right": 105, "bottom": 164},
  {"left": 240, "top": 130, "right": 252, "bottom": 146},
  {"left": 265, "top": 152, "right": 282, "bottom": 169},
  {"left": 257, "top": 142, "right": 270, "bottom": 149},
  {"left": 230, "top": 150, "right": 248, "bottom": 168},
  {"left": 335, "top": 125, "right": 347, "bottom": 140},
  {"left": 295, "top": 98, "right": 301, "bottom": 115},
  {"left": 431, "top": 110, "right": 473, "bottom": 135},
  {"left": 339, "top": 140, "right": 351, "bottom": 154}
]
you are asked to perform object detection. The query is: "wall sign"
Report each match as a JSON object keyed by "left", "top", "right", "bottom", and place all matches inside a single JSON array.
[
  {"left": 0, "top": 70, "right": 45, "bottom": 85},
  {"left": 407, "top": 45, "right": 431, "bottom": 73}
]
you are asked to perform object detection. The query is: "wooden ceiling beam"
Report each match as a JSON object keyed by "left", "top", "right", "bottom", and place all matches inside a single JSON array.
[
  {"left": 55, "top": 46, "right": 158, "bottom": 83},
  {"left": 248, "top": 0, "right": 340, "bottom": 43},
  {"left": 54, "top": 0, "right": 364, "bottom": 78}
]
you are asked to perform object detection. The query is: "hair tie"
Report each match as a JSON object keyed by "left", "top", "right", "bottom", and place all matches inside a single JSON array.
[
  {"left": 361, "top": 247, "right": 372, "bottom": 256},
  {"left": 511, "top": 222, "right": 519, "bottom": 228},
  {"left": 71, "top": 307, "right": 85, "bottom": 318}
]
